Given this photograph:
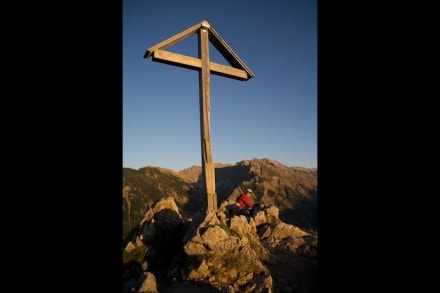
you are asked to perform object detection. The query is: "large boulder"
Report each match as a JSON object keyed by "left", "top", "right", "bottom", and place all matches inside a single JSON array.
[{"left": 181, "top": 210, "right": 272, "bottom": 292}]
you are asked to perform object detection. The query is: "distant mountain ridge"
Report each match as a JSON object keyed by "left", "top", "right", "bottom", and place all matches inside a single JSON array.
[{"left": 123, "top": 158, "right": 317, "bottom": 239}]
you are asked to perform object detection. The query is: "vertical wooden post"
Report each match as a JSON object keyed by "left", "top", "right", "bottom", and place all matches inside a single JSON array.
[
  {"left": 198, "top": 21, "right": 217, "bottom": 211},
  {"left": 145, "top": 20, "right": 254, "bottom": 212}
]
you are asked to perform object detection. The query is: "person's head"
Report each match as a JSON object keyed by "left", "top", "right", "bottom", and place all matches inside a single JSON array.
[{"left": 246, "top": 189, "right": 253, "bottom": 195}]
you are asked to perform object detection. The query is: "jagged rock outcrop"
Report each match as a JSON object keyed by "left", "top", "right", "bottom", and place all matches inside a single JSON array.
[
  {"left": 123, "top": 197, "right": 186, "bottom": 292},
  {"left": 255, "top": 207, "right": 317, "bottom": 293},
  {"left": 180, "top": 210, "right": 272, "bottom": 292},
  {"left": 139, "top": 196, "right": 181, "bottom": 225},
  {"left": 123, "top": 197, "right": 317, "bottom": 292}
]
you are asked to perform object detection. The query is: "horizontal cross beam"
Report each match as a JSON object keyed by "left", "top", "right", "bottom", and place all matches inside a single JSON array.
[{"left": 152, "top": 49, "right": 250, "bottom": 81}]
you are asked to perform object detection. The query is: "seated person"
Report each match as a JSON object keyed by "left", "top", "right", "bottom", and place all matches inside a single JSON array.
[{"left": 236, "top": 189, "right": 254, "bottom": 216}]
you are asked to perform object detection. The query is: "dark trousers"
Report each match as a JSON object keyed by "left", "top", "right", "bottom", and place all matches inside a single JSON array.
[{"left": 239, "top": 207, "right": 253, "bottom": 217}]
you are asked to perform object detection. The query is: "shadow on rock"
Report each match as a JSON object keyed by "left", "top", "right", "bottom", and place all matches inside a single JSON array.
[{"left": 158, "top": 280, "right": 219, "bottom": 293}]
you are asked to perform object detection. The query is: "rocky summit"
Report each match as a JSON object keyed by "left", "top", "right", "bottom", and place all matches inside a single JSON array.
[{"left": 123, "top": 197, "right": 317, "bottom": 293}]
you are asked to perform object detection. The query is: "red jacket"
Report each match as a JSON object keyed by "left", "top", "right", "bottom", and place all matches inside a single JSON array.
[{"left": 236, "top": 193, "right": 253, "bottom": 209}]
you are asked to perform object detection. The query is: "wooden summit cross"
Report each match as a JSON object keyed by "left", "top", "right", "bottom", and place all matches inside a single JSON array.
[{"left": 144, "top": 20, "right": 254, "bottom": 211}]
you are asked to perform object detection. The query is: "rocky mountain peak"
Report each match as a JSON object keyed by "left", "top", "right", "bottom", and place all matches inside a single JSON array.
[
  {"left": 176, "top": 165, "right": 201, "bottom": 182},
  {"left": 123, "top": 197, "right": 317, "bottom": 292}
]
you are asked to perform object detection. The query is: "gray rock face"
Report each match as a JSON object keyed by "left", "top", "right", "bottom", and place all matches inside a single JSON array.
[
  {"left": 181, "top": 210, "right": 272, "bottom": 291},
  {"left": 123, "top": 197, "right": 317, "bottom": 292}
]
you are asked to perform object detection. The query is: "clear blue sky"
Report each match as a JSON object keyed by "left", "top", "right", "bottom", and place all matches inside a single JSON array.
[{"left": 123, "top": 0, "right": 317, "bottom": 171}]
